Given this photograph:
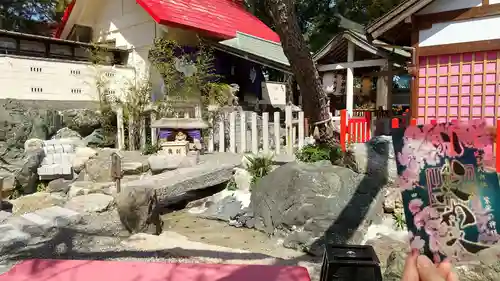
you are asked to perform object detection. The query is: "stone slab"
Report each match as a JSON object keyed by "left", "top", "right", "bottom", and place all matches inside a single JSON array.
[
  {"left": 65, "top": 194, "right": 114, "bottom": 213},
  {"left": 124, "top": 154, "right": 241, "bottom": 204},
  {"left": 31, "top": 206, "right": 82, "bottom": 228},
  {"left": 9, "top": 214, "right": 50, "bottom": 236},
  {"left": 0, "top": 224, "right": 31, "bottom": 252}
]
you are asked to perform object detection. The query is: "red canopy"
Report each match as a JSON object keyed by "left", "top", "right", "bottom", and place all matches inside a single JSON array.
[
  {"left": 0, "top": 259, "right": 311, "bottom": 281},
  {"left": 136, "top": 0, "right": 280, "bottom": 42}
]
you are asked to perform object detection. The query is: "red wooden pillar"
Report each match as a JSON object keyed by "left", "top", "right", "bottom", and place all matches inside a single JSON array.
[
  {"left": 496, "top": 120, "right": 500, "bottom": 173},
  {"left": 340, "top": 109, "right": 347, "bottom": 152}
]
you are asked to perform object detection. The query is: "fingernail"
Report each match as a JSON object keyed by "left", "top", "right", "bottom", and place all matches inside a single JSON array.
[
  {"left": 411, "top": 249, "right": 419, "bottom": 256},
  {"left": 417, "top": 255, "right": 434, "bottom": 269}
]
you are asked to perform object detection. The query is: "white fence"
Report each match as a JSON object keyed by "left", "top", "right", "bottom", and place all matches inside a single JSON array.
[{"left": 206, "top": 106, "right": 306, "bottom": 155}]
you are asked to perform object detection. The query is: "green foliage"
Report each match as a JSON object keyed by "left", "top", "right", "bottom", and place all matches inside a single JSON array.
[
  {"left": 142, "top": 142, "right": 161, "bottom": 155},
  {"left": 295, "top": 143, "right": 338, "bottom": 163},
  {"left": 148, "top": 38, "right": 222, "bottom": 105},
  {"left": 295, "top": 143, "right": 358, "bottom": 172},
  {"left": 36, "top": 181, "right": 46, "bottom": 192},
  {"left": 393, "top": 210, "right": 406, "bottom": 230},
  {"left": 248, "top": 0, "right": 405, "bottom": 52},
  {"left": 244, "top": 154, "right": 274, "bottom": 185},
  {"left": 0, "top": 0, "right": 61, "bottom": 35}
]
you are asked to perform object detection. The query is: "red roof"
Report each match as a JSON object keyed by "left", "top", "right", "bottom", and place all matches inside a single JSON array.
[
  {"left": 54, "top": 0, "right": 280, "bottom": 43},
  {"left": 136, "top": 0, "right": 280, "bottom": 42}
]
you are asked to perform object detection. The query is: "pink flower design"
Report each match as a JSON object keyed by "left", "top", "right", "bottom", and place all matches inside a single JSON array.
[
  {"left": 408, "top": 199, "right": 423, "bottom": 215},
  {"left": 410, "top": 235, "right": 425, "bottom": 250}
]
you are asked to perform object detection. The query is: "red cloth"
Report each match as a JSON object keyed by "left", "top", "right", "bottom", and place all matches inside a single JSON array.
[{"left": 0, "top": 259, "right": 311, "bottom": 281}]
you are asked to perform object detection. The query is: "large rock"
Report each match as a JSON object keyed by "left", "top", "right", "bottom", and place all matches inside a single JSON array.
[
  {"left": 352, "top": 136, "right": 397, "bottom": 182},
  {"left": 116, "top": 185, "right": 162, "bottom": 235},
  {"left": 14, "top": 147, "right": 45, "bottom": 194},
  {"left": 383, "top": 250, "right": 500, "bottom": 281},
  {"left": 24, "top": 138, "right": 44, "bottom": 154},
  {"left": 121, "top": 159, "right": 240, "bottom": 204},
  {"left": 68, "top": 181, "right": 116, "bottom": 198},
  {"left": 0, "top": 100, "right": 61, "bottom": 161},
  {"left": 72, "top": 147, "right": 97, "bottom": 173},
  {"left": 65, "top": 193, "right": 114, "bottom": 213},
  {"left": 250, "top": 160, "right": 385, "bottom": 256},
  {"left": 62, "top": 109, "right": 101, "bottom": 136},
  {"left": 148, "top": 152, "right": 198, "bottom": 174},
  {"left": 10, "top": 192, "right": 65, "bottom": 214},
  {"left": 83, "top": 128, "right": 108, "bottom": 147},
  {"left": 46, "top": 178, "right": 71, "bottom": 194},
  {"left": 52, "top": 127, "right": 82, "bottom": 139},
  {"left": 189, "top": 189, "right": 251, "bottom": 222}
]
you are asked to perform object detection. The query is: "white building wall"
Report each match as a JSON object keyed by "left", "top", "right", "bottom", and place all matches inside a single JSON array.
[
  {"left": 417, "top": 0, "right": 482, "bottom": 15},
  {"left": 91, "top": 0, "right": 158, "bottom": 81},
  {"left": 419, "top": 15, "right": 500, "bottom": 47},
  {"left": 0, "top": 55, "right": 135, "bottom": 101}
]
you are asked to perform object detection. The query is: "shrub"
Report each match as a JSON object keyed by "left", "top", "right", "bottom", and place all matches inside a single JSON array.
[
  {"left": 244, "top": 154, "right": 274, "bottom": 185},
  {"left": 142, "top": 142, "right": 161, "bottom": 155},
  {"left": 295, "top": 143, "right": 358, "bottom": 172}
]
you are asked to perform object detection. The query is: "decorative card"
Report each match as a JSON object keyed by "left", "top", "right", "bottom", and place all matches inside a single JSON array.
[{"left": 392, "top": 119, "right": 500, "bottom": 263}]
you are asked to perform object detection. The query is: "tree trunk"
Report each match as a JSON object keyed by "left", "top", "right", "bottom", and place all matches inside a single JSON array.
[{"left": 264, "top": 0, "right": 336, "bottom": 143}]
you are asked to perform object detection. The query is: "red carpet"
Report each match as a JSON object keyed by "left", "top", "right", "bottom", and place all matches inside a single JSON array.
[{"left": 0, "top": 259, "right": 311, "bottom": 281}]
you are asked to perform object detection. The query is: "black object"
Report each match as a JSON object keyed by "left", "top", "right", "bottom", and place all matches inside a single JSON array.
[{"left": 319, "top": 244, "right": 382, "bottom": 281}]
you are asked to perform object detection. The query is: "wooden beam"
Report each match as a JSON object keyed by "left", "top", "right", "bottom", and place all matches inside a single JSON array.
[
  {"left": 483, "top": 0, "right": 490, "bottom": 5},
  {"left": 317, "top": 59, "right": 388, "bottom": 72},
  {"left": 419, "top": 38, "right": 500, "bottom": 57}
]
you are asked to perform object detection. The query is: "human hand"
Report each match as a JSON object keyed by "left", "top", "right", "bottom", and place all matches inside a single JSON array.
[{"left": 401, "top": 250, "right": 459, "bottom": 281}]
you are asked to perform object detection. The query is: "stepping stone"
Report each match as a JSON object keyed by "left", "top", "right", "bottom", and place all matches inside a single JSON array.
[{"left": 0, "top": 224, "right": 31, "bottom": 252}]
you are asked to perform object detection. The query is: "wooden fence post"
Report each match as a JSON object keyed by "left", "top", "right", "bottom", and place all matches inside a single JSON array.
[
  {"left": 274, "top": 111, "right": 280, "bottom": 154},
  {"left": 262, "top": 112, "right": 269, "bottom": 154}
]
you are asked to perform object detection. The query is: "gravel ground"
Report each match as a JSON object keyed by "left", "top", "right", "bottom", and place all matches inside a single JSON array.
[{"left": 0, "top": 211, "right": 322, "bottom": 279}]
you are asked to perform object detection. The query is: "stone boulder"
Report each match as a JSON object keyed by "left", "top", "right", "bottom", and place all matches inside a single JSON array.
[
  {"left": 14, "top": 147, "right": 45, "bottom": 194},
  {"left": 52, "top": 127, "right": 82, "bottom": 139},
  {"left": 65, "top": 193, "right": 114, "bottom": 213},
  {"left": 62, "top": 109, "right": 101, "bottom": 136},
  {"left": 72, "top": 147, "right": 97, "bottom": 173},
  {"left": 0, "top": 100, "right": 62, "bottom": 162},
  {"left": 116, "top": 186, "right": 163, "bottom": 235},
  {"left": 10, "top": 192, "right": 65, "bottom": 214},
  {"left": 189, "top": 189, "right": 251, "bottom": 223},
  {"left": 24, "top": 138, "right": 44, "bottom": 154},
  {"left": 46, "top": 178, "right": 71, "bottom": 194},
  {"left": 352, "top": 136, "right": 397, "bottom": 182},
  {"left": 250, "top": 160, "right": 385, "bottom": 255},
  {"left": 68, "top": 181, "right": 116, "bottom": 198},
  {"left": 148, "top": 152, "right": 199, "bottom": 174}
]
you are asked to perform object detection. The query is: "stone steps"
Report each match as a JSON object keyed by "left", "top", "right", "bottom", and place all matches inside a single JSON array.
[{"left": 0, "top": 206, "right": 81, "bottom": 253}]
